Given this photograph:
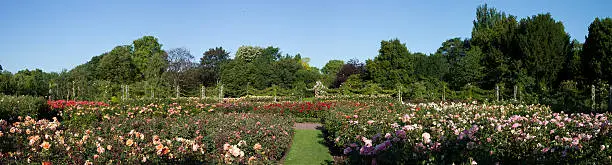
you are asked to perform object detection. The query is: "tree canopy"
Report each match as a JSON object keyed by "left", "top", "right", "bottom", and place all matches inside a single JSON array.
[{"left": 3, "top": 4, "right": 612, "bottom": 113}]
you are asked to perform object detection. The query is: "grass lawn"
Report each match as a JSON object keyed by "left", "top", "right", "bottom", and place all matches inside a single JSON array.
[{"left": 284, "top": 129, "right": 333, "bottom": 165}]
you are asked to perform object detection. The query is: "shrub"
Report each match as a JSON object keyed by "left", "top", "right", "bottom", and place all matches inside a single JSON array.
[
  {"left": 0, "top": 112, "right": 294, "bottom": 164},
  {"left": 323, "top": 101, "right": 612, "bottom": 164},
  {"left": 0, "top": 94, "right": 49, "bottom": 122}
]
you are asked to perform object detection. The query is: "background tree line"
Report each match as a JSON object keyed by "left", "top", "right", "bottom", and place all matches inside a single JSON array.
[{"left": 1, "top": 4, "right": 611, "bottom": 112}]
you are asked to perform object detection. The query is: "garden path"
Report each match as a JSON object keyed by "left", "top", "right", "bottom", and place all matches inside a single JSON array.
[
  {"left": 283, "top": 123, "right": 333, "bottom": 165},
  {"left": 293, "top": 123, "right": 322, "bottom": 130}
]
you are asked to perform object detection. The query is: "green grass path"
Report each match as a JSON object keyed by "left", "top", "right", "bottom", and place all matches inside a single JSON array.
[{"left": 284, "top": 129, "right": 333, "bottom": 165}]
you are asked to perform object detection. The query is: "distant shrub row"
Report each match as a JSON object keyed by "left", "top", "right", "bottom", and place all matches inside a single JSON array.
[{"left": 0, "top": 94, "right": 53, "bottom": 122}]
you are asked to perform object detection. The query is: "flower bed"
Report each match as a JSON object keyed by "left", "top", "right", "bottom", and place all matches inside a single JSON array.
[
  {"left": 47, "top": 100, "right": 109, "bottom": 109},
  {"left": 322, "top": 101, "right": 612, "bottom": 164},
  {"left": 0, "top": 95, "right": 49, "bottom": 122},
  {"left": 0, "top": 112, "right": 293, "bottom": 164},
  {"left": 253, "top": 101, "right": 335, "bottom": 118}
]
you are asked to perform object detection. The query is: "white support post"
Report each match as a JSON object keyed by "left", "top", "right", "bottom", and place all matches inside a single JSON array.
[
  {"left": 513, "top": 85, "right": 517, "bottom": 101},
  {"left": 398, "top": 86, "right": 402, "bottom": 103},
  {"left": 72, "top": 81, "right": 76, "bottom": 100},
  {"left": 176, "top": 85, "right": 179, "bottom": 98},
  {"left": 496, "top": 85, "right": 500, "bottom": 102},
  {"left": 592, "top": 85, "right": 596, "bottom": 111},
  {"left": 442, "top": 85, "right": 445, "bottom": 101}
]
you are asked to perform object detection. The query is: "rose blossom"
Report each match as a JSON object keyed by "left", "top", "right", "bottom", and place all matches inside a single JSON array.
[
  {"left": 253, "top": 143, "right": 262, "bottom": 150},
  {"left": 40, "top": 141, "right": 51, "bottom": 150},
  {"left": 422, "top": 132, "right": 431, "bottom": 143},
  {"left": 126, "top": 139, "right": 134, "bottom": 147}
]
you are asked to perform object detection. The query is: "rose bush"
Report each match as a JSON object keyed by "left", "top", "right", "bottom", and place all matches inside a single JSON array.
[
  {"left": 0, "top": 104, "right": 293, "bottom": 164},
  {"left": 322, "top": 101, "right": 612, "bottom": 164}
]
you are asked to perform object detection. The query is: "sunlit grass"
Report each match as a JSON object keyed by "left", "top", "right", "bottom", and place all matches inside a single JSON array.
[{"left": 284, "top": 129, "right": 333, "bottom": 165}]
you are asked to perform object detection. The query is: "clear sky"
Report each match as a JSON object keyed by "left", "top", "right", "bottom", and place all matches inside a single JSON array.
[{"left": 0, "top": 0, "right": 610, "bottom": 73}]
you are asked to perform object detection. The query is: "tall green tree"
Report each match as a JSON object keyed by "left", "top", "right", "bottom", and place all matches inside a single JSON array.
[
  {"left": 269, "top": 55, "right": 301, "bottom": 89},
  {"left": 321, "top": 60, "right": 344, "bottom": 75},
  {"left": 12, "top": 69, "right": 49, "bottom": 96},
  {"left": 0, "top": 71, "right": 12, "bottom": 95},
  {"left": 220, "top": 59, "right": 249, "bottom": 97},
  {"left": 260, "top": 46, "right": 282, "bottom": 62},
  {"left": 321, "top": 60, "right": 344, "bottom": 87},
  {"left": 436, "top": 38, "right": 470, "bottom": 67},
  {"left": 516, "top": 13, "right": 570, "bottom": 92},
  {"left": 366, "top": 39, "right": 413, "bottom": 89},
  {"left": 582, "top": 17, "right": 612, "bottom": 84},
  {"left": 471, "top": 4, "right": 518, "bottom": 90},
  {"left": 200, "top": 47, "right": 230, "bottom": 86},
  {"left": 132, "top": 36, "right": 165, "bottom": 79},
  {"left": 413, "top": 53, "right": 446, "bottom": 81},
  {"left": 69, "top": 63, "right": 96, "bottom": 99},
  {"left": 97, "top": 46, "right": 139, "bottom": 83},
  {"left": 144, "top": 52, "right": 168, "bottom": 96},
  {"left": 559, "top": 39, "right": 583, "bottom": 82},
  {"left": 235, "top": 46, "right": 263, "bottom": 62},
  {"left": 446, "top": 46, "right": 484, "bottom": 90}
]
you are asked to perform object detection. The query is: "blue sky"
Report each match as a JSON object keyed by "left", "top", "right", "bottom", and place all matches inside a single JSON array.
[{"left": 0, "top": 0, "right": 610, "bottom": 73}]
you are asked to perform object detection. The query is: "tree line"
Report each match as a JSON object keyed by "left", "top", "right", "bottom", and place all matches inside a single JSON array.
[{"left": 1, "top": 4, "right": 611, "bottom": 112}]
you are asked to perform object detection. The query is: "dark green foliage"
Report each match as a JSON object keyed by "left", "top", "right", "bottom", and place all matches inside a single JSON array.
[
  {"left": 413, "top": 52, "right": 448, "bottom": 81},
  {"left": 333, "top": 59, "right": 365, "bottom": 88},
  {"left": 11, "top": 69, "right": 51, "bottom": 96},
  {"left": 548, "top": 80, "right": 589, "bottom": 113},
  {"left": 321, "top": 60, "right": 344, "bottom": 87},
  {"left": 321, "top": 60, "right": 344, "bottom": 75},
  {"left": 0, "top": 71, "right": 13, "bottom": 95},
  {"left": 436, "top": 38, "right": 469, "bottom": 67},
  {"left": 471, "top": 5, "right": 518, "bottom": 90},
  {"left": 445, "top": 46, "right": 484, "bottom": 90},
  {"left": 219, "top": 49, "right": 321, "bottom": 97},
  {"left": 2, "top": 8, "right": 611, "bottom": 114},
  {"left": 366, "top": 39, "right": 414, "bottom": 89},
  {"left": 97, "top": 46, "right": 140, "bottom": 83},
  {"left": 557, "top": 39, "right": 584, "bottom": 84},
  {"left": 517, "top": 13, "right": 570, "bottom": 93},
  {"left": 0, "top": 94, "right": 49, "bottom": 122},
  {"left": 200, "top": 47, "right": 230, "bottom": 86},
  {"left": 132, "top": 36, "right": 165, "bottom": 79},
  {"left": 582, "top": 18, "right": 612, "bottom": 84}
]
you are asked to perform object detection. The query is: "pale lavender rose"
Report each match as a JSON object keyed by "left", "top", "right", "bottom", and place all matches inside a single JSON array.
[
  {"left": 344, "top": 147, "right": 352, "bottom": 155},
  {"left": 396, "top": 130, "right": 406, "bottom": 138},
  {"left": 512, "top": 123, "right": 521, "bottom": 128}
]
